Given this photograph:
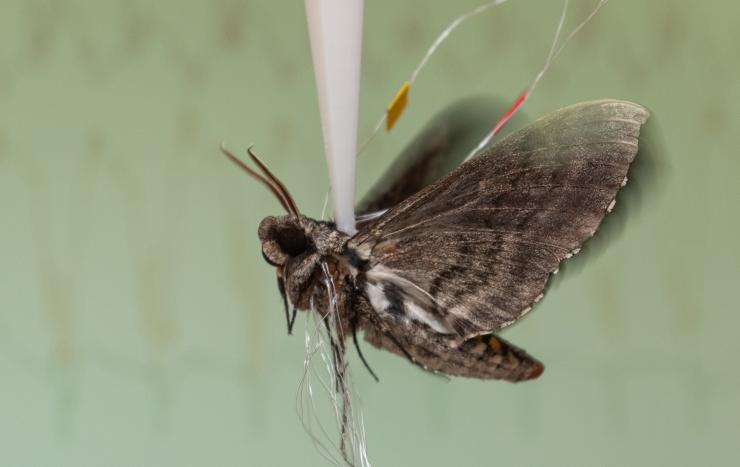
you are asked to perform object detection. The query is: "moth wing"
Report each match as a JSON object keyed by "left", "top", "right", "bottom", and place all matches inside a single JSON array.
[
  {"left": 351, "top": 100, "right": 649, "bottom": 337},
  {"left": 357, "top": 97, "right": 526, "bottom": 219}
]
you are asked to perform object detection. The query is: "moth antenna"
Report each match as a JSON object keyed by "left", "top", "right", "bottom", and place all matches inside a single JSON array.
[
  {"left": 246, "top": 146, "right": 301, "bottom": 216},
  {"left": 220, "top": 144, "right": 293, "bottom": 214}
]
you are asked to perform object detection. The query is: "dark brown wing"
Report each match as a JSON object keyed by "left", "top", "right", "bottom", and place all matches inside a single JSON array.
[
  {"left": 350, "top": 100, "right": 649, "bottom": 338},
  {"left": 357, "top": 97, "right": 527, "bottom": 217}
]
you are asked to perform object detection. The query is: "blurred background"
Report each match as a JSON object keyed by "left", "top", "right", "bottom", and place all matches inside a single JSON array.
[{"left": 1, "top": 0, "right": 738, "bottom": 465}]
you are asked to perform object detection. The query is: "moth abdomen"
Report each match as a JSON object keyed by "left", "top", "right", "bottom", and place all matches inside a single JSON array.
[
  {"left": 459, "top": 334, "right": 544, "bottom": 382},
  {"left": 362, "top": 315, "right": 544, "bottom": 382}
]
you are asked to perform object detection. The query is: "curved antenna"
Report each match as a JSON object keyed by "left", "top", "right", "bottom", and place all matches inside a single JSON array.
[
  {"left": 220, "top": 144, "right": 294, "bottom": 215},
  {"left": 246, "top": 146, "right": 301, "bottom": 216}
]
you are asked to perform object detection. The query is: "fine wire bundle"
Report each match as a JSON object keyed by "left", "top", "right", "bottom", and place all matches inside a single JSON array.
[
  {"left": 296, "top": 261, "right": 371, "bottom": 467},
  {"left": 465, "top": 0, "right": 610, "bottom": 160}
]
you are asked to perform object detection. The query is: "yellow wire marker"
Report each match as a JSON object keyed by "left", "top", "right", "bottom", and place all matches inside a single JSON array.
[{"left": 386, "top": 81, "right": 410, "bottom": 131}]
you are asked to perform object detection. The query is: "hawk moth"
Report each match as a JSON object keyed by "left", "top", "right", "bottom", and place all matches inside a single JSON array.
[{"left": 225, "top": 99, "right": 649, "bottom": 383}]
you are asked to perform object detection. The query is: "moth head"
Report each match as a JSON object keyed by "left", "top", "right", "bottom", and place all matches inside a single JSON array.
[
  {"left": 222, "top": 145, "right": 347, "bottom": 310},
  {"left": 220, "top": 144, "right": 308, "bottom": 262},
  {"left": 257, "top": 214, "right": 348, "bottom": 265},
  {"left": 258, "top": 215, "right": 312, "bottom": 267},
  {"left": 258, "top": 215, "right": 330, "bottom": 310}
]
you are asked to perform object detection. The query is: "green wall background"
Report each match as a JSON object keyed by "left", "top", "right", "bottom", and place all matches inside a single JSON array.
[{"left": 1, "top": 0, "right": 738, "bottom": 465}]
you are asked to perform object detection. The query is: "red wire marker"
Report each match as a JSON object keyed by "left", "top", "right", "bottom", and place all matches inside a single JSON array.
[{"left": 492, "top": 89, "right": 529, "bottom": 137}]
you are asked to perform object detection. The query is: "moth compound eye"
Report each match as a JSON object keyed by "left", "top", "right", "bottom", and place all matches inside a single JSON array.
[{"left": 275, "top": 226, "right": 308, "bottom": 257}]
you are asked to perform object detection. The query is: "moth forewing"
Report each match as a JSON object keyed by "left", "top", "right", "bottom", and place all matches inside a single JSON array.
[{"left": 349, "top": 99, "right": 649, "bottom": 380}]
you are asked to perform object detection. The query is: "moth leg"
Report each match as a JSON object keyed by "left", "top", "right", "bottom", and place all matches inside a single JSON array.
[
  {"left": 277, "top": 274, "right": 295, "bottom": 334},
  {"left": 350, "top": 321, "right": 379, "bottom": 382},
  {"left": 347, "top": 287, "right": 380, "bottom": 382}
]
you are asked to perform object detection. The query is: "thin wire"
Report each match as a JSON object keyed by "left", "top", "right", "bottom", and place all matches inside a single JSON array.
[
  {"left": 465, "top": 0, "right": 610, "bottom": 160},
  {"left": 321, "top": 190, "right": 331, "bottom": 221},
  {"left": 297, "top": 306, "right": 342, "bottom": 464},
  {"left": 295, "top": 262, "right": 372, "bottom": 467},
  {"left": 297, "top": 295, "right": 346, "bottom": 465},
  {"left": 409, "top": 0, "right": 512, "bottom": 84},
  {"left": 323, "top": 0, "right": 610, "bottom": 220},
  {"left": 320, "top": 260, "right": 371, "bottom": 466},
  {"left": 357, "top": 0, "right": 513, "bottom": 158},
  {"left": 322, "top": 0, "right": 515, "bottom": 221}
]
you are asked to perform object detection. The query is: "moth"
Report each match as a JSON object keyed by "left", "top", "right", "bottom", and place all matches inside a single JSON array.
[{"left": 224, "top": 99, "right": 649, "bottom": 384}]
